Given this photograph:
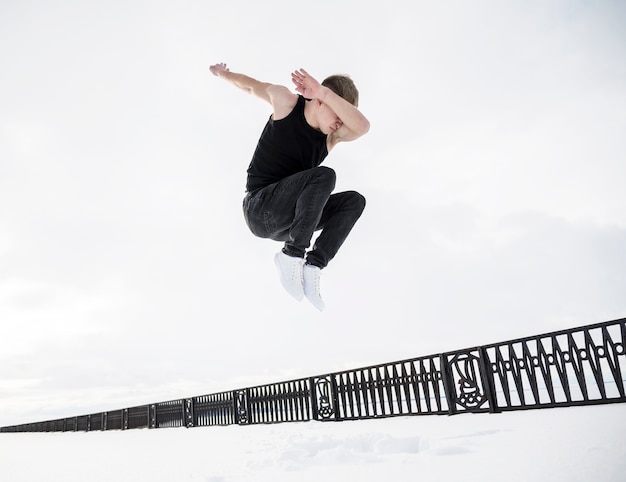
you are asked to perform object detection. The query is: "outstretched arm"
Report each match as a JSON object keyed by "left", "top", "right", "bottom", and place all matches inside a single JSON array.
[
  {"left": 291, "top": 68, "right": 370, "bottom": 145},
  {"left": 210, "top": 63, "right": 297, "bottom": 119},
  {"left": 210, "top": 63, "right": 272, "bottom": 102}
]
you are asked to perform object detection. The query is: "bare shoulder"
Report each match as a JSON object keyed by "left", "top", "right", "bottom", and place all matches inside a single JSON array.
[{"left": 267, "top": 85, "right": 298, "bottom": 120}]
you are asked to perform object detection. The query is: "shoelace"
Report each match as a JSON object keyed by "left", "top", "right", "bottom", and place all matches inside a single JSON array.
[
  {"left": 306, "top": 266, "right": 322, "bottom": 295},
  {"left": 291, "top": 259, "right": 304, "bottom": 284},
  {"left": 312, "top": 275, "right": 321, "bottom": 295}
]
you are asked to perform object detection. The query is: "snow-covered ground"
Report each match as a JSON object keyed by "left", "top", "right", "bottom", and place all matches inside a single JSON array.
[{"left": 1, "top": 403, "right": 625, "bottom": 482}]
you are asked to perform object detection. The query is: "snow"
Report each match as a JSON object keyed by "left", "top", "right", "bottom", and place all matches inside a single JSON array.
[{"left": 1, "top": 403, "right": 625, "bottom": 482}]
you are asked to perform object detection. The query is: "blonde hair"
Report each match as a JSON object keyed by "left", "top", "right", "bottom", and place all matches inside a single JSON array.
[{"left": 322, "top": 74, "right": 359, "bottom": 107}]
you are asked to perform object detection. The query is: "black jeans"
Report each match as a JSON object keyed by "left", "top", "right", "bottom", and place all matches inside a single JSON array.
[{"left": 242, "top": 166, "right": 365, "bottom": 268}]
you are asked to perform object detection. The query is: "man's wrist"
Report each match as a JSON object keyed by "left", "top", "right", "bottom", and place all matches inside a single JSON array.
[{"left": 316, "top": 85, "right": 332, "bottom": 102}]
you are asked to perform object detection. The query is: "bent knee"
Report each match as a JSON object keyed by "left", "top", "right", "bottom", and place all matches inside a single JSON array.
[
  {"left": 347, "top": 191, "right": 366, "bottom": 213},
  {"left": 315, "top": 166, "right": 337, "bottom": 189}
]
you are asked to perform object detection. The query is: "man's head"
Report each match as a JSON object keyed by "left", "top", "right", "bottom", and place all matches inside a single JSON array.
[{"left": 322, "top": 75, "right": 359, "bottom": 107}]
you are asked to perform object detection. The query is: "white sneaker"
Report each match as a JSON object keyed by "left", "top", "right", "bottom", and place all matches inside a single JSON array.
[
  {"left": 274, "top": 252, "right": 304, "bottom": 301},
  {"left": 303, "top": 264, "right": 325, "bottom": 311}
]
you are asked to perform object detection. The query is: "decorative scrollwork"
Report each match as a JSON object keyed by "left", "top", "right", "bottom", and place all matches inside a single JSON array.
[
  {"left": 315, "top": 378, "right": 334, "bottom": 419},
  {"left": 235, "top": 390, "right": 248, "bottom": 424},
  {"left": 450, "top": 352, "right": 487, "bottom": 410},
  {"left": 185, "top": 399, "right": 194, "bottom": 427}
]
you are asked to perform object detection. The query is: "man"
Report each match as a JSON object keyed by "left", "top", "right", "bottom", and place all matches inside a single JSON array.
[{"left": 210, "top": 63, "right": 370, "bottom": 311}]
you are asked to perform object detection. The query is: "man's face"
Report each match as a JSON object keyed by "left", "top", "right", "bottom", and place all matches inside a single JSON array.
[{"left": 317, "top": 102, "right": 343, "bottom": 135}]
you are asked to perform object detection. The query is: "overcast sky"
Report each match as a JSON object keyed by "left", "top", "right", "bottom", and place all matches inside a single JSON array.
[{"left": 1, "top": 0, "right": 625, "bottom": 427}]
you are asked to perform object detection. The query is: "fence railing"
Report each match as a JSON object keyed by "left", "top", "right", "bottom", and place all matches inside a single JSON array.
[{"left": 2, "top": 317, "right": 625, "bottom": 433}]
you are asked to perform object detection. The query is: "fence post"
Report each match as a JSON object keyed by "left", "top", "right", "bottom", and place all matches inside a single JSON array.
[
  {"left": 440, "top": 354, "right": 457, "bottom": 415},
  {"left": 309, "top": 377, "right": 319, "bottom": 420},
  {"left": 234, "top": 389, "right": 249, "bottom": 425},
  {"left": 185, "top": 398, "right": 195, "bottom": 428},
  {"left": 149, "top": 404, "right": 157, "bottom": 428},
  {"left": 123, "top": 409, "right": 128, "bottom": 430},
  {"left": 478, "top": 346, "right": 500, "bottom": 414},
  {"left": 310, "top": 375, "right": 336, "bottom": 421}
]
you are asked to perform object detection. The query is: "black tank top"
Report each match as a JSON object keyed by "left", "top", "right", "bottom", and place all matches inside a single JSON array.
[{"left": 246, "top": 95, "right": 328, "bottom": 192}]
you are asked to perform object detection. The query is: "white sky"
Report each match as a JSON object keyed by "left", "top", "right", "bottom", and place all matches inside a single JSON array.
[{"left": 1, "top": 0, "right": 625, "bottom": 427}]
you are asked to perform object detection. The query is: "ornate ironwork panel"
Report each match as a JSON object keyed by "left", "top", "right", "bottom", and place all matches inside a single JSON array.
[
  {"left": 88, "top": 413, "right": 103, "bottom": 431},
  {"left": 332, "top": 356, "right": 449, "bottom": 420},
  {"left": 195, "top": 392, "right": 235, "bottom": 426},
  {"left": 106, "top": 410, "right": 123, "bottom": 431},
  {"left": 235, "top": 390, "right": 249, "bottom": 425},
  {"left": 312, "top": 376, "right": 335, "bottom": 420},
  {"left": 155, "top": 400, "right": 184, "bottom": 428},
  {"left": 63, "top": 417, "right": 77, "bottom": 432},
  {"left": 247, "top": 379, "right": 311, "bottom": 424},
  {"left": 443, "top": 350, "right": 491, "bottom": 413},
  {"left": 76, "top": 415, "right": 89, "bottom": 431},
  {"left": 184, "top": 399, "right": 194, "bottom": 427},
  {"left": 483, "top": 319, "right": 626, "bottom": 410},
  {"left": 127, "top": 405, "right": 150, "bottom": 429},
  {"left": 2, "top": 318, "right": 624, "bottom": 433}
]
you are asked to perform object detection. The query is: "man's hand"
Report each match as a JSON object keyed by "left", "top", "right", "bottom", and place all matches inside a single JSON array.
[
  {"left": 292, "top": 68, "right": 370, "bottom": 147},
  {"left": 291, "top": 68, "right": 322, "bottom": 99},
  {"left": 210, "top": 62, "right": 230, "bottom": 77}
]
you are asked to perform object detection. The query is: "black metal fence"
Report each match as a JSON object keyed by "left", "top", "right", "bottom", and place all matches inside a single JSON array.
[{"left": 2, "top": 317, "right": 625, "bottom": 433}]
